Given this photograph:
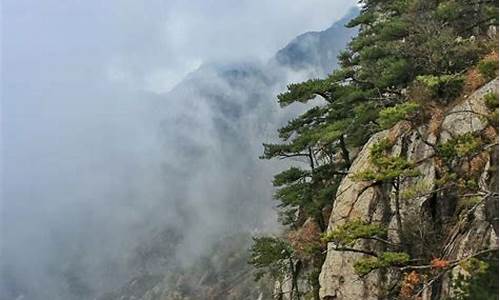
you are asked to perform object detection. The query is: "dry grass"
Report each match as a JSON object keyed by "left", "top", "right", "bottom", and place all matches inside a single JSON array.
[
  {"left": 484, "top": 50, "right": 499, "bottom": 62},
  {"left": 468, "top": 152, "right": 489, "bottom": 176},
  {"left": 464, "top": 68, "right": 486, "bottom": 93},
  {"left": 482, "top": 126, "right": 498, "bottom": 143},
  {"left": 287, "top": 219, "right": 322, "bottom": 259},
  {"left": 386, "top": 121, "right": 412, "bottom": 144},
  {"left": 408, "top": 80, "right": 433, "bottom": 104},
  {"left": 465, "top": 51, "right": 499, "bottom": 93},
  {"left": 427, "top": 106, "right": 445, "bottom": 136},
  {"left": 399, "top": 271, "right": 422, "bottom": 300}
]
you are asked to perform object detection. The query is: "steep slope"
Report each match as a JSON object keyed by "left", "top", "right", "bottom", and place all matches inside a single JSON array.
[
  {"left": 319, "top": 79, "right": 499, "bottom": 299},
  {"left": 274, "top": 7, "right": 358, "bottom": 76}
]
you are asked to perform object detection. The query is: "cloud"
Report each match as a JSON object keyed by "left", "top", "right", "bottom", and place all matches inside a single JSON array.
[{"left": 1, "top": 0, "right": 356, "bottom": 299}]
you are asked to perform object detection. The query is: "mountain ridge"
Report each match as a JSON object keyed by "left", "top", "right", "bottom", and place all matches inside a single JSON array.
[{"left": 97, "top": 7, "right": 359, "bottom": 300}]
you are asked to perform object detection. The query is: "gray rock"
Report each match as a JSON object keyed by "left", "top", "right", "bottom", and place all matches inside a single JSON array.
[{"left": 319, "top": 79, "right": 499, "bottom": 300}]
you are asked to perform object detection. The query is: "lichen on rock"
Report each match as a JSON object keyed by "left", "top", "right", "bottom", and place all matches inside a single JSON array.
[{"left": 319, "top": 79, "right": 499, "bottom": 300}]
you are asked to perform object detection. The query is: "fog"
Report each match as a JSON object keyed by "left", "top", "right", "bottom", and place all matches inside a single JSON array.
[{"left": 1, "top": 1, "right": 355, "bottom": 299}]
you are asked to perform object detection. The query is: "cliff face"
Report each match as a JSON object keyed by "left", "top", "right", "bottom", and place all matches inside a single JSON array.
[{"left": 319, "top": 79, "right": 499, "bottom": 299}]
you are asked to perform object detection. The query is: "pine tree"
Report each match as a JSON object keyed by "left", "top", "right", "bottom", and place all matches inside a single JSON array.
[{"left": 251, "top": 0, "right": 498, "bottom": 298}]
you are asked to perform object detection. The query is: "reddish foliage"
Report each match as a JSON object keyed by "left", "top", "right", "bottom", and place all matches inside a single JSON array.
[
  {"left": 399, "top": 271, "right": 421, "bottom": 299},
  {"left": 468, "top": 152, "right": 489, "bottom": 176},
  {"left": 431, "top": 258, "right": 450, "bottom": 269},
  {"left": 465, "top": 68, "right": 486, "bottom": 93},
  {"left": 287, "top": 219, "right": 322, "bottom": 259},
  {"left": 484, "top": 50, "right": 499, "bottom": 62}
]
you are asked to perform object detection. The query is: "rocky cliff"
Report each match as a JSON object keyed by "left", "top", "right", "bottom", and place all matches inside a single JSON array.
[{"left": 319, "top": 79, "right": 499, "bottom": 299}]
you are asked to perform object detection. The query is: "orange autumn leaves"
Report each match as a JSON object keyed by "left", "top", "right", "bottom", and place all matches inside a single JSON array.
[
  {"left": 431, "top": 258, "right": 450, "bottom": 269},
  {"left": 400, "top": 271, "right": 421, "bottom": 299},
  {"left": 400, "top": 258, "right": 450, "bottom": 299}
]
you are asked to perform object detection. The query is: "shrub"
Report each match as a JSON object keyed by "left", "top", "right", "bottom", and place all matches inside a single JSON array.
[
  {"left": 451, "top": 254, "right": 499, "bottom": 300},
  {"left": 249, "top": 236, "right": 294, "bottom": 280},
  {"left": 477, "top": 52, "right": 499, "bottom": 81},
  {"left": 478, "top": 60, "right": 498, "bottom": 81},
  {"left": 377, "top": 102, "right": 421, "bottom": 129},
  {"left": 399, "top": 271, "right": 421, "bottom": 299},
  {"left": 353, "top": 138, "right": 420, "bottom": 182},
  {"left": 415, "top": 74, "right": 465, "bottom": 103},
  {"left": 353, "top": 252, "right": 410, "bottom": 276},
  {"left": 437, "top": 133, "right": 482, "bottom": 163},
  {"left": 321, "top": 219, "right": 386, "bottom": 246},
  {"left": 484, "top": 92, "right": 499, "bottom": 110},
  {"left": 465, "top": 68, "right": 486, "bottom": 92},
  {"left": 287, "top": 220, "right": 323, "bottom": 259}
]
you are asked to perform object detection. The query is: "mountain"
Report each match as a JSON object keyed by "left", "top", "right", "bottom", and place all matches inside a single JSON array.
[
  {"left": 274, "top": 7, "right": 358, "bottom": 75},
  {"left": 97, "top": 8, "right": 359, "bottom": 300}
]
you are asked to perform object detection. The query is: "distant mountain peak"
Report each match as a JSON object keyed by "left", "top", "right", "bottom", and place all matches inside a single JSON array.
[{"left": 274, "top": 6, "right": 359, "bottom": 76}]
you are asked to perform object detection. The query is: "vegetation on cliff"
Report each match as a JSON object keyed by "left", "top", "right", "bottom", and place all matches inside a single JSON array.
[{"left": 250, "top": 0, "right": 498, "bottom": 299}]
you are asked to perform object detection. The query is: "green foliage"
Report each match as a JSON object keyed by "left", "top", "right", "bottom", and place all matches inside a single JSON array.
[
  {"left": 400, "top": 180, "right": 433, "bottom": 200},
  {"left": 249, "top": 237, "right": 293, "bottom": 268},
  {"left": 457, "top": 195, "right": 483, "bottom": 211},
  {"left": 353, "top": 252, "right": 410, "bottom": 276},
  {"left": 379, "top": 18, "right": 409, "bottom": 41},
  {"left": 272, "top": 167, "right": 308, "bottom": 187},
  {"left": 460, "top": 257, "right": 490, "bottom": 274},
  {"left": 377, "top": 102, "right": 421, "bottom": 129},
  {"left": 277, "top": 79, "right": 331, "bottom": 107},
  {"left": 354, "top": 138, "right": 419, "bottom": 182},
  {"left": 353, "top": 159, "right": 419, "bottom": 182},
  {"left": 435, "top": 1, "right": 462, "bottom": 21},
  {"left": 255, "top": 0, "right": 499, "bottom": 296},
  {"left": 274, "top": 182, "right": 309, "bottom": 207},
  {"left": 415, "top": 75, "right": 465, "bottom": 103},
  {"left": 437, "top": 133, "right": 483, "bottom": 163},
  {"left": 321, "top": 220, "right": 386, "bottom": 246},
  {"left": 478, "top": 59, "right": 499, "bottom": 81},
  {"left": 277, "top": 106, "right": 328, "bottom": 140},
  {"left": 484, "top": 92, "right": 499, "bottom": 110},
  {"left": 369, "top": 138, "right": 394, "bottom": 157},
  {"left": 484, "top": 92, "right": 499, "bottom": 126},
  {"left": 249, "top": 237, "right": 294, "bottom": 281},
  {"left": 451, "top": 254, "right": 499, "bottom": 300},
  {"left": 270, "top": 164, "right": 343, "bottom": 228},
  {"left": 353, "top": 257, "right": 381, "bottom": 277}
]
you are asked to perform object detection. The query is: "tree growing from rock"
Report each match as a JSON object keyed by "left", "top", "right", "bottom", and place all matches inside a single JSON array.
[{"left": 250, "top": 0, "right": 498, "bottom": 299}]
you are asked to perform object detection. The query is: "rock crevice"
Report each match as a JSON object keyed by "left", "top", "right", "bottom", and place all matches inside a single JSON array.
[{"left": 319, "top": 79, "right": 499, "bottom": 300}]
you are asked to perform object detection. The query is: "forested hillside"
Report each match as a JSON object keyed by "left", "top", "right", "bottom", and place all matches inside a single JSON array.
[{"left": 251, "top": 1, "right": 499, "bottom": 299}]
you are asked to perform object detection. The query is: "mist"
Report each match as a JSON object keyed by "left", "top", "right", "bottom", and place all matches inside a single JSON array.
[{"left": 1, "top": 1, "right": 356, "bottom": 299}]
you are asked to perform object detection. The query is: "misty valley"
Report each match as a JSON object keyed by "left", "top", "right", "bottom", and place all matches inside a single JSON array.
[{"left": 2, "top": 1, "right": 499, "bottom": 300}]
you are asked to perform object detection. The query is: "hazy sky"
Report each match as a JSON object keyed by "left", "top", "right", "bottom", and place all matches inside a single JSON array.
[
  {"left": 3, "top": 0, "right": 354, "bottom": 93},
  {"left": 1, "top": 1, "right": 356, "bottom": 299}
]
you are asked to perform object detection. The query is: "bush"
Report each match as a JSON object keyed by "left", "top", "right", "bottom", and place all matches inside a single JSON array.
[
  {"left": 478, "top": 60, "right": 498, "bottom": 81},
  {"left": 353, "top": 252, "right": 410, "bottom": 276},
  {"left": 353, "top": 138, "right": 420, "bottom": 182},
  {"left": 321, "top": 219, "right": 386, "bottom": 246},
  {"left": 477, "top": 53, "right": 499, "bottom": 81},
  {"left": 451, "top": 254, "right": 499, "bottom": 300},
  {"left": 465, "top": 68, "right": 486, "bottom": 92},
  {"left": 249, "top": 236, "right": 294, "bottom": 280},
  {"left": 484, "top": 92, "right": 499, "bottom": 110},
  {"left": 437, "top": 133, "right": 482, "bottom": 163},
  {"left": 415, "top": 74, "right": 465, "bottom": 103},
  {"left": 377, "top": 102, "right": 421, "bottom": 129}
]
